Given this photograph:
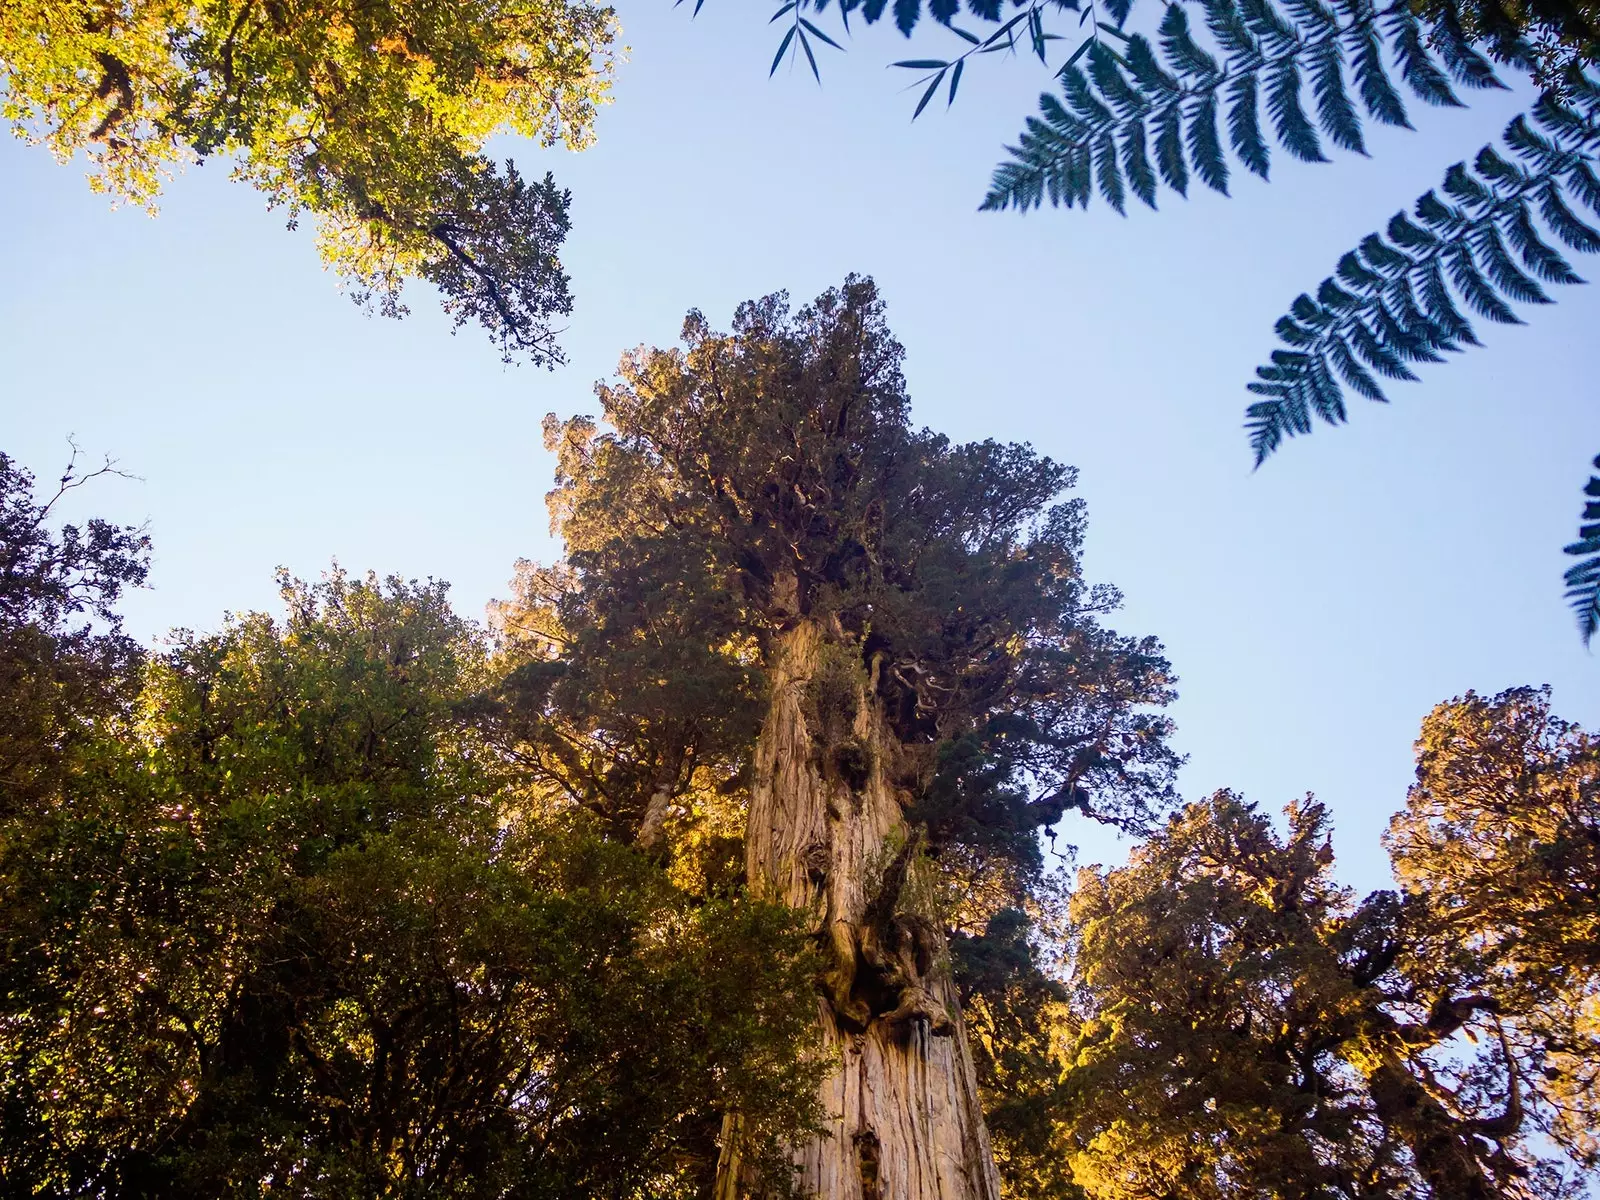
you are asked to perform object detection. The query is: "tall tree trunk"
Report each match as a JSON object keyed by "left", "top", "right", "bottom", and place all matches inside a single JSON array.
[{"left": 717, "top": 618, "right": 1002, "bottom": 1200}]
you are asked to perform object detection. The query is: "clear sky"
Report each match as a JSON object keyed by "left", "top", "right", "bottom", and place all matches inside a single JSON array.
[{"left": 2, "top": 0, "right": 1596, "bottom": 890}]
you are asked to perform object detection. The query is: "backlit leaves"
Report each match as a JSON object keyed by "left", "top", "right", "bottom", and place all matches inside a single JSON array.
[{"left": 0, "top": 0, "right": 617, "bottom": 362}]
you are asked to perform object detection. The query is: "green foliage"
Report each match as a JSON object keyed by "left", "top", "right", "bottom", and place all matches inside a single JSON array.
[
  {"left": 0, "top": 0, "right": 615, "bottom": 361},
  {"left": 704, "top": 0, "right": 1599, "bottom": 642},
  {"left": 1563, "top": 455, "right": 1600, "bottom": 643},
  {"left": 1024, "top": 785, "right": 1597, "bottom": 1198},
  {"left": 487, "top": 278, "right": 1179, "bottom": 918},
  {"left": 1388, "top": 685, "right": 1600, "bottom": 1168},
  {"left": 0, "top": 448, "right": 148, "bottom": 817},
  {"left": 1246, "top": 72, "right": 1600, "bottom": 461},
  {"left": 0, "top": 564, "right": 822, "bottom": 1197},
  {"left": 1418, "top": 0, "right": 1600, "bottom": 89},
  {"left": 954, "top": 686, "right": 1600, "bottom": 1199},
  {"left": 983, "top": 0, "right": 1501, "bottom": 214}
]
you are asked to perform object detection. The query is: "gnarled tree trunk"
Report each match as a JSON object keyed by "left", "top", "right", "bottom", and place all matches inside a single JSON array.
[{"left": 716, "top": 617, "right": 1002, "bottom": 1200}]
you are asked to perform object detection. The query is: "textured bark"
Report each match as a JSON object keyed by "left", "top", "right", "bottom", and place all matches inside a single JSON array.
[{"left": 718, "top": 618, "right": 1002, "bottom": 1200}]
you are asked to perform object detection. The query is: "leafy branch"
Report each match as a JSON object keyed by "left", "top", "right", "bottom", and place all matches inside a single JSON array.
[{"left": 983, "top": 0, "right": 1507, "bottom": 213}]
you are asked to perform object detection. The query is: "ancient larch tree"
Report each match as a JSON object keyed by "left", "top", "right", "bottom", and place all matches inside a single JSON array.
[{"left": 486, "top": 277, "right": 1179, "bottom": 1198}]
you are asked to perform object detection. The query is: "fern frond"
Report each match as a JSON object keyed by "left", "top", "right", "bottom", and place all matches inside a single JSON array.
[
  {"left": 985, "top": 0, "right": 1491, "bottom": 213},
  {"left": 1564, "top": 455, "right": 1600, "bottom": 646},
  {"left": 1245, "top": 77, "right": 1600, "bottom": 466}
]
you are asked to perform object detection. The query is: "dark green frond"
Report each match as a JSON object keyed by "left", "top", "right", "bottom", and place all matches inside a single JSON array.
[
  {"left": 1188, "top": 91, "right": 1231, "bottom": 192},
  {"left": 986, "top": 0, "right": 1478, "bottom": 213},
  {"left": 1227, "top": 73, "right": 1272, "bottom": 178},
  {"left": 1247, "top": 77, "right": 1599, "bottom": 463},
  {"left": 1564, "top": 456, "right": 1600, "bottom": 646}
]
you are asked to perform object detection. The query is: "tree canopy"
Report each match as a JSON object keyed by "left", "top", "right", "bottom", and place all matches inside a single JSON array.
[
  {"left": 969, "top": 685, "right": 1599, "bottom": 1199},
  {"left": 1, "top": 281, "right": 1596, "bottom": 1198},
  {"left": 0, "top": 454, "right": 820, "bottom": 1196},
  {"left": 0, "top": 0, "right": 615, "bottom": 361}
]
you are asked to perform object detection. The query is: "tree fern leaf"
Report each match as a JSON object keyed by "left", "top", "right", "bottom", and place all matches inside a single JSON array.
[
  {"left": 1156, "top": 103, "right": 1190, "bottom": 195},
  {"left": 1096, "top": 132, "right": 1127, "bottom": 213},
  {"left": 1472, "top": 219, "right": 1553, "bottom": 302},
  {"left": 894, "top": 0, "right": 921, "bottom": 35},
  {"left": 1532, "top": 93, "right": 1595, "bottom": 144},
  {"left": 1246, "top": 398, "right": 1291, "bottom": 462},
  {"left": 1269, "top": 59, "right": 1327, "bottom": 162},
  {"left": 1088, "top": 42, "right": 1148, "bottom": 120},
  {"left": 1336, "top": 250, "right": 1385, "bottom": 290},
  {"left": 1347, "top": 21, "right": 1410, "bottom": 127},
  {"left": 1416, "top": 189, "right": 1466, "bottom": 231},
  {"left": 1563, "top": 456, "right": 1600, "bottom": 646},
  {"left": 1202, "top": 0, "right": 1260, "bottom": 57},
  {"left": 1317, "top": 277, "right": 1363, "bottom": 311},
  {"left": 1447, "top": 243, "right": 1522, "bottom": 322},
  {"left": 1188, "top": 91, "right": 1230, "bottom": 193},
  {"left": 1305, "top": 351, "right": 1348, "bottom": 424},
  {"left": 1327, "top": 334, "right": 1388, "bottom": 401},
  {"left": 1276, "top": 315, "right": 1320, "bottom": 346},
  {"left": 1359, "top": 232, "right": 1411, "bottom": 273},
  {"left": 1541, "top": 181, "right": 1600, "bottom": 252},
  {"left": 1239, "top": 0, "right": 1298, "bottom": 47},
  {"left": 1443, "top": 162, "right": 1493, "bottom": 206},
  {"left": 1122, "top": 119, "right": 1159, "bottom": 208},
  {"left": 1504, "top": 115, "right": 1563, "bottom": 169},
  {"left": 1311, "top": 38, "right": 1366, "bottom": 153},
  {"left": 1387, "top": 211, "right": 1439, "bottom": 249},
  {"left": 1386, "top": 8, "right": 1461, "bottom": 107},
  {"left": 1372, "top": 296, "right": 1446, "bottom": 362},
  {"left": 1104, "top": 0, "right": 1135, "bottom": 25},
  {"left": 1417, "top": 255, "right": 1480, "bottom": 344},
  {"left": 1160, "top": 5, "right": 1221, "bottom": 78},
  {"left": 1503, "top": 202, "right": 1583, "bottom": 283},
  {"left": 1428, "top": 7, "right": 1506, "bottom": 91},
  {"left": 1567, "top": 160, "right": 1600, "bottom": 214},
  {"left": 1226, "top": 73, "right": 1271, "bottom": 179},
  {"left": 980, "top": 162, "right": 1026, "bottom": 211},
  {"left": 1124, "top": 34, "right": 1181, "bottom": 95},
  {"left": 1290, "top": 293, "right": 1333, "bottom": 327},
  {"left": 1474, "top": 145, "right": 1528, "bottom": 188},
  {"left": 1282, "top": 0, "right": 1337, "bottom": 30},
  {"left": 1063, "top": 66, "right": 1115, "bottom": 124},
  {"left": 1388, "top": 278, "right": 1460, "bottom": 353},
  {"left": 1349, "top": 319, "right": 1420, "bottom": 379}
]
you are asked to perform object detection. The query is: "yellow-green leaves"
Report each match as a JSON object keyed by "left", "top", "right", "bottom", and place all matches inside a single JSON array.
[{"left": 1, "top": 0, "right": 617, "bottom": 360}]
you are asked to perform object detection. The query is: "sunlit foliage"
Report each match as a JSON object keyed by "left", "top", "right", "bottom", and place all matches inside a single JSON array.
[
  {"left": 973, "top": 689, "right": 1600, "bottom": 1200},
  {"left": 0, "top": 549, "right": 820, "bottom": 1195},
  {"left": 479, "top": 276, "right": 1181, "bottom": 933},
  {"left": 0, "top": 0, "right": 615, "bottom": 360}
]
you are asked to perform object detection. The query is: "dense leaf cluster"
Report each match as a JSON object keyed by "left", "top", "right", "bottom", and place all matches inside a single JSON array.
[
  {"left": 483, "top": 278, "right": 1180, "bottom": 928},
  {"left": 0, "top": 462, "right": 820, "bottom": 1197},
  {"left": 0, "top": 0, "right": 615, "bottom": 361},
  {"left": 969, "top": 686, "right": 1600, "bottom": 1199}
]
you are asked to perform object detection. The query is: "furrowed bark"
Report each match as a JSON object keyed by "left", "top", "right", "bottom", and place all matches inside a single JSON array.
[{"left": 718, "top": 616, "right": 1002, "bottom": 1200}]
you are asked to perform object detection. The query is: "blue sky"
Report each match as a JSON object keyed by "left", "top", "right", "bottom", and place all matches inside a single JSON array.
[{"left": 2, "top": 0, "right": 1595, "bottom": 889}]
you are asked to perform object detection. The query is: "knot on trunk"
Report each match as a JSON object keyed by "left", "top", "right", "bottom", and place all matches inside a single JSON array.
[{"left": 820, "top": 827, "right": 955, "bottom": 1036}]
